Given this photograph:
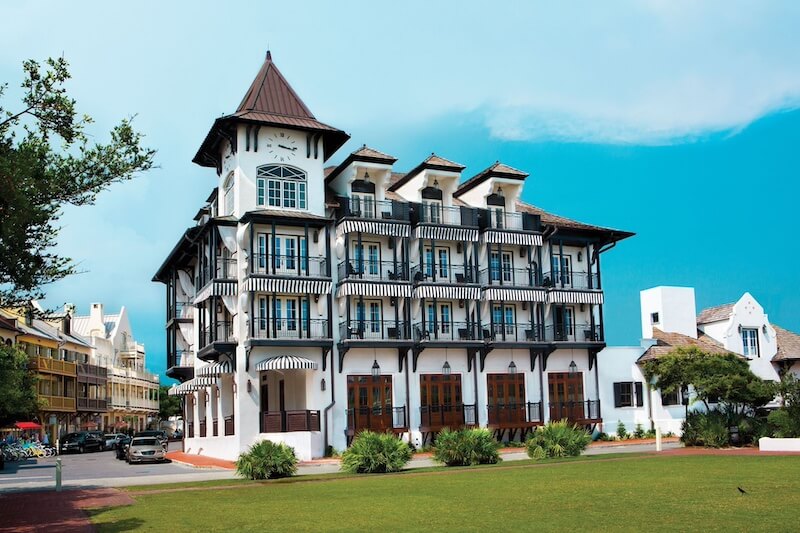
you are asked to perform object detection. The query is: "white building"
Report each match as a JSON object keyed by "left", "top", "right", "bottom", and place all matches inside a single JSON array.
[
  {"left": 71, "top": 303, "right": 160, "bottom": 431},
  {"left": 600, "top": 286, "right": 800, "bottom": 435},
  {"left": 155, "top": 52, "right": 633, "bottom": 461}
]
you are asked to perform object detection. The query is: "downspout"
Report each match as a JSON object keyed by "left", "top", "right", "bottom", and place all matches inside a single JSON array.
[
  {"left": 473, "top": 350, "right": 479, "bottom": 426},
  {"left": 323, "top": 350, "right": 335, "bottom": 454},
  {"left": 405, "top": 350, "right": 411, "bottom": 441}
]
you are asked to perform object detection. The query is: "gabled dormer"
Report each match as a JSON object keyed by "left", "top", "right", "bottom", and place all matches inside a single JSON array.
[
  {"left": 454, "top": 162, "right": 528, "bottom": 211},
  {"left": 326, "top": 145, "right": 401, "bottom": 220}
]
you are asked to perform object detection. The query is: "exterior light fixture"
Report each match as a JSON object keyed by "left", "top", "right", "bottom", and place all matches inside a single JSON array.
[
  {"left": 247, "top": 379, "right": 252, "bottom": 393},
  {"left": 762, "top": 324, "right": 768, "bottom": 335},
  {"left": 738, "top": 324, "right": 743, "bottom": 334},
  {"left": 321, "top": 378, "right": 326, "bottom": 391},
  {"left": 508, "top": 360, "right": 517, "bottom": 375},
  {"left": 577, "top": 251, "right": 583, "bottom": 262},
  {"left": 442, "top": 360, "right": 451, "bottom": 377},
  {"left": 568, "top": 360, "right": 578, "bottom": 375},
  {"left": 371, "top": 359, "right": 381, "bottom": 379},
  {"left": 433, "top": 179, "right": 439, "bottom": 189},
  {"left": 364, "top": 171, "right": 370, "bottom": 180}
]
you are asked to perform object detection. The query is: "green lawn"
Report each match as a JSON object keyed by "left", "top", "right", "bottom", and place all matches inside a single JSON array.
[{"left": 92, "top": 455, "right": 800, "bottom": 532}]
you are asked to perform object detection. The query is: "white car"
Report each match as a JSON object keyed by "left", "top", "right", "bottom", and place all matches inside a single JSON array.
[
  {"left": 126, "top": 437, "right": 167, "bottom": 464},
  {"left": 103, "top": 433, "right": 127, "bottom": 450}
]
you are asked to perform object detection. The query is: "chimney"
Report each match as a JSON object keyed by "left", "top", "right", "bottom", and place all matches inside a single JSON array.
[
  {"left": 62, "top": 315, "right": 71, "bottom": 335},
  {"left": 88, "top": 302, "right": 105, "bottom": 337},
  {"left": 24, "top": 306, "right": 33, "bottom": 327}
]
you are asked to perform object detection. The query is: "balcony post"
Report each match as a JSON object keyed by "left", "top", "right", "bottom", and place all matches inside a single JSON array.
[
  {"left": 356, "top": 231, "right": 363, "bottom": 277},
  {"left": 249, "top": 222, "right": 254, "bottom": 275},
  {"left": 303, "top": 223, "right": 309, "bottom": 276},
  {"left": 271, "top": 222, "right": 277, "bottom": 275},
  {"left": 430, "top": 237, "right": 437, "bottom": 281}
]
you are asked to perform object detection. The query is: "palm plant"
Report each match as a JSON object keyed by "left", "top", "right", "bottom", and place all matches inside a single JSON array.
[
  {"left": 341, "top": 431, "right": 412, "bottom": 474},
  {"left": 526, "top": 420, "right": 591, "bottom": 459},
  {"left": 235, "top": 440, "right": 298, "bottom": 480}
]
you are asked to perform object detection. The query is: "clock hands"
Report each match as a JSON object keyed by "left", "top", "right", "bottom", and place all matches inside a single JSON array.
[{"left": 278, "top": 144, "right": 297, "bottom": 151}]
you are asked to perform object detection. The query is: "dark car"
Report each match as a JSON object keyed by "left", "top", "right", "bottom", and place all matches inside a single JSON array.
[
  {"left": 115, "top": 435, "right": 132, "bottom": 460},
  {"left": 134, "top": 430, "right": 168, "bottom": 448},
  {"left": 60, "top": 432, "right": 103, "bottom": 454}
]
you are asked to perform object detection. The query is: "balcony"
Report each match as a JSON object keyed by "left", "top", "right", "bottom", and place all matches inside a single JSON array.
[
  {"left": 109, "top": 366, "right": 159, "bottom": 384},
  {"left": 542, "top": 271, "right": 600, "bottom": 291},
  {"left": 39, "top": 395, "right": 76, "bottom": 412},
  {"left": 417, "top": 204, "right": 478, "bottom": 226},
  {"left": 345, "top": 406, "right": 408, "bottom": 440},
  {"left": 252, "top": 254, "right": 329, "bottom": 277},
  {"left": 260, "top": 410, "right": 321, "bottom": 433},
  {"left": 413, "top": 322, "right": 482, "bottom": 343},
  {"left": 169, "top": 301, "right": 194, "bottom": 321},
  {"left": 544, "top": 324, "right": 602, "bottom": 343},
  {"left": 252, "top": 317, "right": 329, "bottom": 340},
  {"left": 419, "top": 404, "right": 477, "bottom": 432},
  {"left": 338, "top": 260, "right": 409, "bottom": 282},
  {"left": 30, "top": 356, "right": 77, "bottom": 377},
  {"left": 110, "top": 397, "right": 159, "bottom": 411},
  {"left": 77, "top": 363, "right": 108, "bottom": 380},
  {"left": 336, "top": 196, "right": 410, "bottom": 223},
  {"left": 197, "top": 257, "right": 237, "bottom": 288},
  {"left": 479, "top": 267, "right": 539, "bottom": 288},
  {"left": 168, "top": 350, "right": 194, "bottom": 369},
  {"left": 339, "top": 320, "right": 411, "bottom": 342},
  {"left": 487, "top": 402, "right": 543, "bottom": 428},
  {"left": 548, "top": 400, "right": 602, "bottom": 424},
  {"left": 411, "top": 264, "right": 478, "bottom": 284},
  {"left": 486, "top": 210, "right": 524, "bottom": 231},
  {"left": 201, "top": 321, "right": 235, "bottom": 347},
  {"left": 77, "top": 397, "right": 109, "bottom": 412},
  {"left": 484, "top": 323, "right": 545, "bottom": 343}
]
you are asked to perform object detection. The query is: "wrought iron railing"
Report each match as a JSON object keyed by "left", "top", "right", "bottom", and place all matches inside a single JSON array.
[
  {"left": 336, "top": 196, "right": 410, "bottom": 222},
  {"left": 544, "top": 324, "right": 602, "bottom": 342},
  {"left": 548, "top": 400, "right": 601, "bottom": 422},
  {"left": 484, "top": 323, "right": 545, "bottom": 342},
  {"left": 170, "top": 301, "right": 193, "bottom": 320},
  {"left": 486, "top": 210, "right": 524, "bottom": 230},
  {"left": 199, "top": 420, "right": 207, "bottom": 438},
  {"left": 419, "top": 404, "right": 477, "bottom": 429},
  {"left": 339, "top": 320, "right": 410, "bottom": 341},
  {"left": 201, "top": 321, "right": 234, "bottom": 346},
  {"left": 542, "top": 271, "right": 600, "bottom": 291},
  {"left": 417, "top": 204, "right": 478, "bottom": 226},
  {"left": 480, "top": 267, "right": 539, "bottom": 287},
  {"left": 410, "top": 263, "right": 478, "bottom": 284},
  {"left": 414, "top": 321, "right": 481, "bottom": 342},
  {"left": 252, "top": 318, "right": 329, "bottom": 340},
  {"left": 260, "top": 410, "right": 321, "bottom": 433},
  {"left": 487, "top": 402, "right": 543, "bottom": 426},
  {"left": 224, "top": 415, "right": 235, "bottom": 436},
  {"left": 345, "top": 406, "right": 408, "bottom": 433},
  {"left": 251, "top": 254, "right": 329, "bottom": 277},
  {"left": 338, "top": 260, "right": 409, "bottom": 282}
]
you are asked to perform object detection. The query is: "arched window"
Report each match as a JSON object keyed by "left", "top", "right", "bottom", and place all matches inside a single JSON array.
[
  {"left": 256, "top": 165, "right": 307, "bottom": 209},
  {"left": 223, "top": 172, "right": 235, "bottom": 215}
]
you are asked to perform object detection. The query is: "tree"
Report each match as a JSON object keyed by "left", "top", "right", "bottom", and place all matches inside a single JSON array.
[
  {"left": 641, "top": 346, "right": 775, "bottom": 416},
  {"left": 158, "top": 384, "right": 181, "bottom": 420},
  {"left": 768, "top": 373, "right": 800, "bottom": 437},
  {"left": 0, "top": 343, "right": 40, "bottom": 425},
  {"left": 0, "top": 57, "right": 155, "bottom": 306}
]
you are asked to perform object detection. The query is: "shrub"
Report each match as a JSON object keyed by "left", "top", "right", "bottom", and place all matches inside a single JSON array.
[
  {"left": 644, "top": 429, "right": 656, "bottom": 439},
  {"left": 507, "top": 440, "right": 525, "bottom": 448},
  {"left": 681, "top": 411, "right": 729, "bottom": 448},
  {"left": 633, "top": 424, "right": 645, "bottom": 439},
  {"left": 616, "top": 420, "right": 628, "bottom": 440},
  {"left": 341, "top": 431, "right": 412, "bottom": 474},
  {"left": 526, "top": 420, "right": 592, "bottom": 460},
  {"left": 235, "top": 440, "right": 298, "bottom": 480},
  {"left": 434, "top": 428, "right": 501, "bottom": 466},
  {"left": 596, "top": 432, "right": 614, "bottom": 442},
  {"left": 768, "top": 409, "right": 800, "bottom": 438}
]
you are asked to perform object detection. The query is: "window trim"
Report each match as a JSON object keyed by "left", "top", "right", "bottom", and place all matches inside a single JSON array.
[{"left": 255, "top": 165, "right": 307, "bottom": 210}]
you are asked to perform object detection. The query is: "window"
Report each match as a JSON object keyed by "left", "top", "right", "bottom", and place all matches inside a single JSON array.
[
  {"left": 614, "top": 382, "right": 644, "bottom": 408},
  {"left": 492, "top": 304, "right": 516, "bottom": 335},
  {"left": 661, "top": 388, "right": 679, "bottom": 406},
  {"left": 424, "top": 246, "right": 450, "bottom": 279},
  {"left": 257, "top": 234, "right": 267, "bottom": 271},
  {"left": 551, "top": 255, "right": 572, "bottom": 286},
  {"left": 423, "top": 200, "right": 442, "bottom": 223},
  {"left": 256, "top": 165, "right": 307, "bottom": 209},
  {"left": 742, "top": 328, "right": 759, "bottom": 357},
  {"left": 369, "top": 302, "right": 381, "bottom": 333},
  {"left": 490, "top": 252, "right": 512, "bottom": 282},
  {"left": 223, "top": 173, "right": 234, "bottom": 215},
  {"left": 352, "top": 193, "right": 375, "bottom": 218},
  {"left": 352, "top": 241, "right": 380, "bottom": 277},
  {"left": 650, "top": 312, "right": 660, "bottom": 325},
  {"left": 440, "top": 304, "right": 451, "bottom": 334},
  {"left": 258, "top": 297, "right": 267, "bottom": 331},
  {"left": 438, "top": 248, "right": 449, "bottom": 279}
]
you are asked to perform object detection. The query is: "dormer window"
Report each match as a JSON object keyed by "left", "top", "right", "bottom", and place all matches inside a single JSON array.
[
  {"left": 421, "top": 186, "right": 443, "bottom": 224},
  {"left": 256, "top": 165, "right": 307, "bottom": 209},
  {"left": 351, "top": 178, "right": 376, "bottom": 218}
]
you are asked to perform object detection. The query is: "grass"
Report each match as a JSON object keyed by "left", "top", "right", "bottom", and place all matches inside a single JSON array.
[{"left": 92, "top": 455, "right": 800, "bottom": 532}]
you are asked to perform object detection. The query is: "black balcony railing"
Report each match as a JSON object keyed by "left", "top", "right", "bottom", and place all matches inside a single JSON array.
[
  {"left": 414, "top": 321, "right": 482, "bottom": 342},
  {"left": 77, "top": 363, "right": 108, "bottom": 379},
  {"left": 345, "top": 406, "right": 408, "bottom": 433},
  {"left": 419, "top": 404, "right": 477, "bottom": 430},
  {"left": 484, "top": 323, "right": 545, "bottom": 342},
  {"left": 224, "top": 415, "right": 235, "bottom": 436},
  {"left": 417, "top": 204, "right": 478, "bottom": 226},
  {"left": 487, "top": 402, "right": 543, "bottom": 426},
  {"left": 336, "top": 196, "right": 410, "bottom": 222},
  {"left": 251, "top": 254, "right": 329, "bottom": 277},
  {"left": 338, "top": 260, "right": 409, "bottom": 282},
  {"left": 252, "top": 318, "right": 329, "bottom": 340},
  {"left": 549, "top": 400, "right": 601, "bottom": 422},
  {"left": 197, "top": 257, "right": 237, "bottom": 288},
  {"left": 480, "top": 267, "right": 539, "bottom": 287},
  {"left": 410, "top": 263, "right": 478, "bottom": 284},
  {"left": 486, "top": 210, "right": 523, "bottom": 230},
  {"left": 201, "top": 321, "right": 234, "bottom": 347},
  {"left": 339, "top": 320, "right": 410, "bottom": 341},
  {"left": 167, "top": 350, "right": 194, "bottom": 369},
  {"left": 77, "top": 397, "right": 109, "bottom": 411},
  {"left": 170, "top": 301, "right": 193, "bottom": 320},
  {"left": 260, "top": 410, "right": 321, "bottom": 433},
  {"left": 542, "top": 271, "right": 600, "bottom": 291},
  {"left": 544, "top": 324, "right": 602, "bottom": 342}
]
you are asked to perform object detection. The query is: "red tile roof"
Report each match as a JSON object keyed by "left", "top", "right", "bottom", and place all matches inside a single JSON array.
[
  {"left": 773, "top": 325, "right": 800, "bottom": 362},
  {"left": 638, "top": 328, "right": 733, "bottom": 362},
  {"left": 696, "top": 303, "right": 734, "bottom": 324}
]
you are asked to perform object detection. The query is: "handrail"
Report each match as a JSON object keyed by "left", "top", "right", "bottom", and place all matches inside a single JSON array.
[
  {"left": 338, "top": 260, "right": 409, "bottom": 282},
  {"left": 336, "top": 196, "right": 410, "bottom": 222},
  {"left": 544, "top": 324, "right": 602, "bottom": 342},
  {"left": 541, "top": 270, "right": 600, "bottom": 291},
  {"left": 252, "top": 318, "right": 329, "bottom": 339},
  {"left": 252, "top": 254, "right": 329, "bottom": 277},
  {"left": 339, "top": 320, "right": 410, "bottom": 341},
  {"left": 414, "top": 321, "right": 480, "bottom": 342},
  {"left": 410, "top": 263, "right": 478, "bottom": 284},
  {"left": 479, "top": 267, "right": 539, "bottom": 287},
  {"left": 345, "top": 406, "right": 407, "bottom": 431}
]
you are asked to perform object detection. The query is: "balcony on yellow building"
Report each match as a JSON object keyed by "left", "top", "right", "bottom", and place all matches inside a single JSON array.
[
  {"left": 39, "top": 394, "right": 76, "bottom": 412},
  {"left": 30, "top": 355, "right": 77, "bottom": 377}
]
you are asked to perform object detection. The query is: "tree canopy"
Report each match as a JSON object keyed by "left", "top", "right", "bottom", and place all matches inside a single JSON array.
[
  {"left": 159, "top": 384, "right": 181, "bottom": 420},
  {"left": 0, "top": 57, "right": 155, "bottom": 306},
  {"left": 641, "top": 346, "right": 775, "bottom": 414},
  {"left": 0, "top": 343, "right": 40, "bottom": 425}
]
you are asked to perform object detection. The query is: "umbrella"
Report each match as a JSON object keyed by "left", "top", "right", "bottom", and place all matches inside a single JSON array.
[
  {"left": 113, "top": 421, "right": 129, "bottom": 429},
  {"left": 15, "top": 422, "right": 42, "bottom": 430}
]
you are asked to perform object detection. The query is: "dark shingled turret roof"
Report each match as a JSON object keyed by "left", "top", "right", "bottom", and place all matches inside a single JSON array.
[
  {"left": 194, "top": 51, "right": 349, "bottom": 167},
  {"left": 324, "top": 145, "right": 397, "bottom": 183},
  {"left": 454, "top": 161, "right": 529, "bottom": 197},
  {"left": 388, "top": 153, "right": 466, "bottom": 191}
]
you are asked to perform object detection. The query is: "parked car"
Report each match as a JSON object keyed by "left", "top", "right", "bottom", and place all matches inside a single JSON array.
[
  {"left": 115, "top": 435, "right": 132, "bottom": 460},
  {"left": 104, "top": 433, "right": 126, "bottom": 450},
  {"left": 134, "top": 430, "right": 168, "bottom": 448},
  {"left": 126, "top": 437, "right": 166, "bottom": 464},
  {"left": 60, "top": 432, "right": 103, "bottom": 454}
]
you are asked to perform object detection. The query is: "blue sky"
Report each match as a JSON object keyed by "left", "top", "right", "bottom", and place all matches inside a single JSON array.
[{"left": 2, "top": 1, "right": 798, "bottom": 380}]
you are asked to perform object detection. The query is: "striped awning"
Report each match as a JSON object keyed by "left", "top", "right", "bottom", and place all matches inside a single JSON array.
[
  {"left": 194, "top": 280, "right": 237, "bottom": 304},
  {"left": 244, "top": 277, "right": 332, "bottom": 295},
  {"left": 196, "top": 360, "right": 233, "bottom": 377},
  {"left": 413, "top": 225, "right": 479, "bottom": 242},
  {"left": 256, "top": 355, "right": 318, "bottom": 371},
  {"left": 482, "top": 230, "right": 542, "bottom": 246},
  {"left": 336, "top": 219, "right": 409, "bottom": 238},
  {"left": 547, "top": 290, "right": 604, "bottom": 305},
  {"left": 414, "top": 284, "right": 481, "bottom": 300},
  {"left": 336, "top": 281, "right": 411, "bottom": 298},
  {"left": 483, "top": 287, "right": 547, "bottom": 302},
  {"left": 168, "top": 377, "right": 217, "bottom": 395}
]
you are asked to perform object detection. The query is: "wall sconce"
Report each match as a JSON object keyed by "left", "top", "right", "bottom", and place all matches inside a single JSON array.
[
  {"left": 577, "top": 251, "right": 583, "bottom": 262},
  {"left": 371, "top": 359, "right": 381, "bottom": 379},
  {"left": 442, "top": 360, "right": 451, "bottom": 377},
  {"left": 580, "top": 304, "right": 585, "bottom": 312},
  {"left": 568, "top": 360, "right": 578, "bottom": 375},
  {"left": 321, "top": 378, "right": 326, "bottom": 391},
  {"left": 314, "top": 294, "right": 320, "bottom": 303},
  {"left": 519, "top": 247, "right": 525, "bottom": 258},
  {"left": 456, "top": 243, "right": 462, "bottom": 253},
  {"left": 738, "top": 324, "right": 743, "bottom": 334},
  {"left": 522, "top": 302, "right": 527, "bottom": 311},
  {"left": 762, "top": 324, "right": 768, "bottom": 335},
  {"left": 247, "top": 379, "right": 252, "bottom": 393},
  {"left": 458, "top": 299, "right": 465, "bottom": 308},
  {"left": 313, "top": 230, "right": 319, "bottom": 243},
  {"left": 390, "top": 297, "right": 397, "bottom": 307},
  {"left": 508, "top": 360, "right": 517, "bottom": 375}
]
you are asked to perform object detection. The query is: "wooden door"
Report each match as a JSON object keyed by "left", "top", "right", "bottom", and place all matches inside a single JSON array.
[
  {"left": 548, "top": 372, "right": 584, "bottom": 422},
  {"left": 487, "top": 374, "right": 525, "bottom": 425},
  {"left": 420, "top": 374, "right": 464, "bottom": 428},
  {"left": 347, "top": 375, "right": 393, "bottom": 432}
]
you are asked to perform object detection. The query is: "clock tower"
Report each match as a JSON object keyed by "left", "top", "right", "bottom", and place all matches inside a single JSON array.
[{"left": 193, "top": 51, "right": 349, "bottom": 218}]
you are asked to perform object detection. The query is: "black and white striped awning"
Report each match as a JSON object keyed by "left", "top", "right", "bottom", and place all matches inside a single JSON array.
[
  {"left": 483, "top": 287, "right": 547, "bottom": 302},
  {"left": 336, "top": 219, "right": 409, "bottom": 238},
  {"left": 413, "top": 225, "right": 479, "bottom": 242},
  {"left": 168, "top": 377, "right": 217, "bottom": 395},
  {"left": 547, "top": 290, "right": 604, "bottom": 305},
  {"left": 244, "top": 277, "right": 332, "bottom": 295},
  {"left": 482, "top": 230, "right": 542, "bottom": 246},
  {"left": 196, "top": 360, "right": 233, "bottom": 377},
  {"left": 256, "top": 355, "right": 318, "bottom": 371},
  {"left": 194, "top": 280, "right": 238, "bottom": 304},
  {"left": 336, "top": 281, "right": 411, "bottom": 298},
  {"left": 414, "top": 285, "right": 481, "bottom": 300}
]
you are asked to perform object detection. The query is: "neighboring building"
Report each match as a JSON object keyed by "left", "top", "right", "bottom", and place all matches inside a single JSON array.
[
  {"left": 71, "top": 303, "right": 160, "bottom": 432},
  {"left": 155, "top": 52, "right": 633, "bottom": 460},
  {"left": 600, "top": 287, "right": 800, "bottom": 435}
]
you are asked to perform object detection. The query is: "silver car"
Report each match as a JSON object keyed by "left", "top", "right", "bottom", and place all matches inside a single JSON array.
[{"left": 126, "top": 437, "right": 167, "bottom": 464}]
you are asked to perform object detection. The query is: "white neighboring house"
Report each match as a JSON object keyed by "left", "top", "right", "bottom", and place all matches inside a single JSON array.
[
  {"left": 599, "top": 287, "right": 800, "bottom": 435},
  {"left": 71, "top": 303, "right": 160, "bottom": 431}
]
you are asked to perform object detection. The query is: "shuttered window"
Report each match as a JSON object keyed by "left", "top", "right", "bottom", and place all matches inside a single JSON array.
[{"left": 613, "top": 381, "right": 644, "bottom": 408}]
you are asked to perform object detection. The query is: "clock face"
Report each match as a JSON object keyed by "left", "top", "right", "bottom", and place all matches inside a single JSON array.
[{"left": 266, "top": 131, "right": 298, "bottom": 162}]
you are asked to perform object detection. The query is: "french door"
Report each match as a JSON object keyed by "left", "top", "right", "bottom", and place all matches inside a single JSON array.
[
  {"left": 554, "top": 306, "right": 575, "bottom": 341},
  {"left": 551, "top": 254, "right": 572, "bottom": 287},
  {"left": 347, "top": 375, "right": 393, "bottom": 431},
  {"left": 490, "top": 252, "right": 513, "bottom": 283},
  {"left": 487, "top": 373, "right": 526, "bottom": 425},
  {"left": 420, "top": 374, "right": 464, "bottom": 428},
  {"left": 548, "top": 372, "right": 585, "bottom": 423}
]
